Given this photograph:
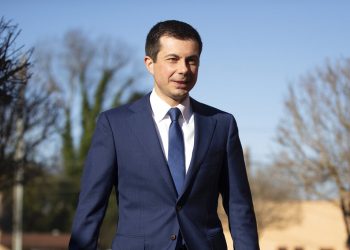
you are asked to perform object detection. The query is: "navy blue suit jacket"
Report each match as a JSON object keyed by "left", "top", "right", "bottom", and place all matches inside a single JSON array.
[{"left": 69, "top": 94, "right": 259, "bottom": 250}]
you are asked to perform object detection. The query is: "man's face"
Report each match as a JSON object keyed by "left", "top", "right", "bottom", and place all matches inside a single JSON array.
[{"left": 145, "top": 36, "right": 200, "bottom": 106}]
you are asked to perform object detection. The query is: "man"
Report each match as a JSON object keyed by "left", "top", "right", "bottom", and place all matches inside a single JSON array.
[{"left": 69, "top": 20, "right": 259, "bottom": 250}]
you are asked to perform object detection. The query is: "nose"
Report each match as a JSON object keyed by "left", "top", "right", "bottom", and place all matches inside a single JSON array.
[{"left": 177, "top": 60, "right": 189, "bottom": 75}]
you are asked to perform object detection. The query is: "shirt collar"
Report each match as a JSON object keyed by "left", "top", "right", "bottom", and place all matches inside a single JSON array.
[{"left": 150, "top": 89, "right": 192, "bottom": 123}]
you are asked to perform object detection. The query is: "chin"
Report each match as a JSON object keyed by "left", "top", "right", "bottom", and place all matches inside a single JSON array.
[{"left": 173, "top": 90, "right": 189, "bottom": 97}]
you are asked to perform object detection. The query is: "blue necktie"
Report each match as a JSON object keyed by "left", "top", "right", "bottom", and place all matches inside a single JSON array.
[{"left": 168, "top": 108, "right": 185, "bottom": 196}]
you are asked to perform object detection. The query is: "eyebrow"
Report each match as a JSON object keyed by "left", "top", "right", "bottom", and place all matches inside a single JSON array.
[
  {"left": 165, "top": 54, "right": 180, "bottom": 58},
  {"left": 164, "top": 53, "right": 199, "bottom": 59}
]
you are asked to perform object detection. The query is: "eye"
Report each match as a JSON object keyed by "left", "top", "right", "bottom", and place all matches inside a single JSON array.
[
  {"left": 167, "top": 57, "right": 178, "bottom": 63},
  {"left": 187, "top": 58, "right": 199, "bottom": 65}
]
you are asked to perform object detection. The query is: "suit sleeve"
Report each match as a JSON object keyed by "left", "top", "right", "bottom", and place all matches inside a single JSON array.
[
  {"left": 69, "top": 112, "right": 117, "bottom": 250},
  {"left": 220, "top": 115, "right": 260, "bottom": 250}
]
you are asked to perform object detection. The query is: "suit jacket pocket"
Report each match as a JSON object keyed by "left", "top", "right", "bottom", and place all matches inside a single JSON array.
[
  {"left": 112, "top": 234, "right": 145, "bottom": 250},
  {"left": 207, "top": 229, "right": 227, "bottom": 250}
]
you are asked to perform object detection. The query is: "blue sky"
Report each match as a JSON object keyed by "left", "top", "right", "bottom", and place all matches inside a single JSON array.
[{"left": 2, "top": 1, "right": 350, "bottom": 165}]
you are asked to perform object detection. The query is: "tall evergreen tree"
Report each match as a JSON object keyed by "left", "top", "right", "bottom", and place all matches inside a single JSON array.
[{"left": 36, "top": 30, "right": 145, "bottom": 243}]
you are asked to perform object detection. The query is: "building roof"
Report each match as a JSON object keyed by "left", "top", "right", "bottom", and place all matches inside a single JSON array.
[{"left": 0, "top": 233, "right": 70, "bottom": 250}]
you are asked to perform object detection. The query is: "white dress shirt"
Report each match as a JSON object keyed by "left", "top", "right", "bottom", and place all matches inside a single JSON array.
[{"left": 150, "top": 90, "right": 195, "bottom": 173}]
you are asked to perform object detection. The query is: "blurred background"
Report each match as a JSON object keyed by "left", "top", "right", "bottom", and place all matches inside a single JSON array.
[{"left": 1, "top": 1, "right": 350, "bottom": 249}]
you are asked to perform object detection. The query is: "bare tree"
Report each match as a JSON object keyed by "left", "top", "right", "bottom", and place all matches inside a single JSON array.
[
  {"left": 274, "top": 58, "right": 350, "bottom": 245},
  {"left": 0, "top": 17, "right": 32, "bottom": 105},
  {"left": 0, "top": 17, "right": 59, "bottom": 190},
  {"left": 250, "top": 165, "right": 301, "bottom": 234},
  {"left": 245, "top": 148, "right": 301, "bottom": 235}
]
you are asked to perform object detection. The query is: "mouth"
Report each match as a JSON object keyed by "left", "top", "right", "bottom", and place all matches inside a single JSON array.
[
  {"left": 172, "top": 81, "right": 189, "bottom": 90},
  {"left": 173, "top": 79, "right": 190, "bottom": 84}
]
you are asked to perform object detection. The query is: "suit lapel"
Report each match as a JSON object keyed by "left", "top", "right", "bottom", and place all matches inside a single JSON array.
[
  {"left": 126, "top": 94, "right": 177, "bottom": 196},
  {"left": 179, "top": 99, "right": 217, "bottom": 198},
  {"left": 126, "top": 95, "right": 217, "bottom": 199}
]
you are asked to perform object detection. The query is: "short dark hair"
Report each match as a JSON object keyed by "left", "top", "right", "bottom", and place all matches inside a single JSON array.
[{"left": 145, "top": 20, "right": 202, "bottom": 62}]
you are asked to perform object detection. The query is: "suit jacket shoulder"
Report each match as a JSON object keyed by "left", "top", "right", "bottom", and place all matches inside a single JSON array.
[
  {"left": 101, "top": 93, "right": 152, "bottom": 121},
  {"left": 190, "top": 97, "right": 239, "bottom": 131}
]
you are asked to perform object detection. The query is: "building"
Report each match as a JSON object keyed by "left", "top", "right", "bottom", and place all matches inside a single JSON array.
[
  {"left": 219, "top": 200, "right": 348, "bottom": 250},
  {"left": 0, "top": 233, "right": 70, "bottom": 250}
]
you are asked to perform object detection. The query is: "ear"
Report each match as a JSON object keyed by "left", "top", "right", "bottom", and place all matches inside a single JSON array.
[{"left": 144, "top": 56, "right": 154, "bottom": 75}]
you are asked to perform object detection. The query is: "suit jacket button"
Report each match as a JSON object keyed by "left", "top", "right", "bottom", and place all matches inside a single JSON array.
[
  {"left": 176, "top": 205, "right": 182, "bottom": 211},
  {"left": 170, "top": 234, "right": 177, "bottom": 241}
]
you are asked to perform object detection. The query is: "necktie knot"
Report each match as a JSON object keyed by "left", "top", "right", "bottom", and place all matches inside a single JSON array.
[{"left": 168, "top": 108, "right": 181, "bottom": 122}]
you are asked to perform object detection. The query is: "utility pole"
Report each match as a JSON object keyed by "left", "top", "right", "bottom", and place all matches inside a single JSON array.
[
  {"left": 12, "top": 78, "right": 26, "bottom": 250},
  {"left": 12, "top": 151, "right": 24, "bottom": 250}
]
